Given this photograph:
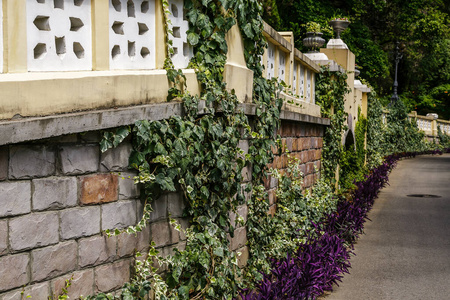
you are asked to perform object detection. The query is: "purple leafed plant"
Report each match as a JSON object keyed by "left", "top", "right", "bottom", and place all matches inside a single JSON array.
[{"left": 240, "top": 152, "right": 428, "bottom": 300}]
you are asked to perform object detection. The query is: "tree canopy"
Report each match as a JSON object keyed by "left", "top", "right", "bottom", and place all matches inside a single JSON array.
[{"left": 261, "top": 0, "right": 450, "bottom": 119}]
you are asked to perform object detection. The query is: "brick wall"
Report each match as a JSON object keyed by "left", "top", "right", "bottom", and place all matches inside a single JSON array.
[
  {"left": 0, "top": 133, "right": 187, "bottom": 299},
  {"left": 265, "top": 120, "right": 325, "bottom": 215},
  {"left": 0, "top": 118, "right": 325, "bottom": 299}
]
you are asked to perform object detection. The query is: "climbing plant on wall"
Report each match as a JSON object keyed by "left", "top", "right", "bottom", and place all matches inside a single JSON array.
[{"left": 315, "top": 67, "right": 350, "bottom": 186}]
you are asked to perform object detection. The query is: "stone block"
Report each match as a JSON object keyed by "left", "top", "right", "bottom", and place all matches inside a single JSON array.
[
  {"left": 149, "top": 195, "right": 167, "bottom": 222},
  {"left": 78, "top": 235, "right": 117, "bottom": 267},
  {"left": 238, "top": 140, "right": 249, "bottom": 154},
  {"left": 32, "top": 177, "right": 77, "bottom": 211},
  {"left": 0, "top": 147, "right": 8, "bottom": 181},
  {"left": 118, "top": 172, "right": 140, "bottom": 200},
  {"left": 2, "top": 282, "right": 49, "bottom": 300},
  {"left": 268, "top": 189, "right": 277, "bottom": 206},
  {"left": 229, "top": 205, "right": 248, "bottom": 228},
  {"left": 150, "top": 221, "right": 173, "bottom": 247},
  {"left": 9, "top": 212, "right": 59, "bottom": 251},
  {"left": 236, "top": 246, "right": 249, "bottom": 268},
  {"left": 31, "top": 241, "right": 77, "bottom": 282},
  {"left": 0, "top": 220, "right": 8, "bottom": 256},
  {"left": 306, "top": 162, "right": 315, "bottom": 175},
  {"left": 0, "top": 253, "right": 29, "bottom": 292},
  {"left": 167, "top": 192, "right": 185, "bottom": 218},
  {"left": 286, "top": 138, "right": 293, "bottom": 152},
  {"left": 80, "top": 131, "right": 101, "bottom": 143},
  {"left": 267, "top": 204, "right": 277, "bottom": 217},
  {"left": 229, "top": 226, "right": 247, "bottom": 251},
  {"left": 60, "top": 145, "right": 99, "bottom": 175},
  {"left": 95, "top": 259, "right": 131, "bottom": 293},
  {"left": 117, "top": 226, "right": 150, "bottom": 257},
  {"left": 9, "top": 146, "right": 55, "bottom": 179},
  {"left": 0, "top": 181, "right": 31, "bottom": 217},
  {"left": 100, "top": 143, "right": 132, "bottom": 172},
  {"left": 241, "top": 165, "right": 252, "bottom": 182},
  {"left": 102, "top": 200, "right": 137, "bottom": 231},
  {"left": 80, "top": 174, "right": 118, "bottom": 205},
  {"left": 60, "top": 206, "right": 101, "bottom": 240},
  {"left": 52, "top": 269, "right": 94, "bottom": 300}
]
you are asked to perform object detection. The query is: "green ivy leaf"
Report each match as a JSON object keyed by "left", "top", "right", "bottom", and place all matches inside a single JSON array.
[{"left": 187, "top": 32, "right": 200, "bottom": 46}]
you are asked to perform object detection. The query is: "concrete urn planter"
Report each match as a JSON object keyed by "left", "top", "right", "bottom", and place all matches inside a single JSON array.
[{"left": 303, "top": 32, "right": 325, "bottom": 53}]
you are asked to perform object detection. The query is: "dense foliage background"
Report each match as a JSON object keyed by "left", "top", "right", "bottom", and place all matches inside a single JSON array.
[{"left": 260, "top": 0, "right": 450, "bottom": 119}]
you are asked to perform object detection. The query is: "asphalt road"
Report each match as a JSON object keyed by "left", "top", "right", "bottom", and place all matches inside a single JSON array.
[{"left": 326, "top": 153, "right": 450, "bottom": 300}]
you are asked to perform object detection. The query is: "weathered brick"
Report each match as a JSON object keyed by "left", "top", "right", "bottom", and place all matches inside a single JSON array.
[
  {"left": 238, "top": 140, "right": 249, "bottom": 154},
  {"left": 0, "top": 220, "right": 8, "bottom": 256},
  {"left": 241, "top": 165, "right": 252, "bottom": 182},
  {"left": 60, "top": 206, "right": 101, "bottom": 240},
  {"left": 229, "top": 227, "right": 247, "bottom": 251},
  {"left": 149, "top": 195, "right": 167, "bottom": 222},
  {"left": 52, "top": 269, "right": 94, "bottom": 300},
  {"left": 95, "top": 259, "right": 131, "bottom": 293},
  {"left": 0, "top": 253, "right": 29, "bottom": 292},
  {"left": 268, "top": 189, "right": 277, "bottom": 206},
  {"left": 117, "top": 226, "right": 150, "bottom": 257},
  {"left": 80, "top": 174, "right": 118, "bottom": 205},
  {"left": 9, "top": 212, "right": 59, "bottom": 251},
  {"left": 236, "top": 246, "right": 249, "bottom": 268},
  {"left": 31, "top": 241, "right": 77, "bottom": 282},
  {"left": 100, "top": 143, "right": 132, "bottom": 172},
  {"left": 32, "top": 177, "right": 77, "bottom": 211},
  {"left": 0, "top": 181, "right": 31, "bottom": 217},
  {"left": 229, "top": 205, "right": 248, "bottom": 228},
  {"left": 118, "top": 172, "right": 140, "bottom": 200},
  {"left": 286, "top": 138, "right": 293, "bottom": 152},
  {"left": 0, "top": 147, "right": 8, "bottom": 181},
  {"left": 60, "top": 145, "right": 99, "bottom": 175},
  {"left": 267, "top": 204, "right": 277, "bottom": 216},
  {"left": 306, "top": 162, "right": 315, "bottom": 175},
  {"left": 167, "top": 192, "right": 185, "bottom": 218},
  {"left": 150, "top": 221, "right": 180, "bottom": 247},
  {"left": 78, "top": 235, "right": 117, "bottom": 267},
  {"left": 102, "top": 200, "right": 137, "bottom": 231},
  {"left": 2, "top": 282, "right": 49, "bottom": 300},
  {"left": 9, "top": 146, "right": 55, "bottom": 179}
]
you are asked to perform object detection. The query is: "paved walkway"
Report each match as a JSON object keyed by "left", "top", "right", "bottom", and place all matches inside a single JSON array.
[{"left": 327, "top": 154, "right": 450, "bottom": 300}]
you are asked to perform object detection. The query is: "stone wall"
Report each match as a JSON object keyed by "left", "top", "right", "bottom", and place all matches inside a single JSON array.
[
  {"left": 0, "top": 115, "right": 326, "bottom": 299},
  {"left": 265, "top": 120, "right": 325, "bottom": 215},
  {"left": 0, "top": 132, "right": 187, "bottom": 299}
]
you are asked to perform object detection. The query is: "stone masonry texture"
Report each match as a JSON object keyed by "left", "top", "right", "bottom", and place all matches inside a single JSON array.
[
  {"left": 0, "top": 253, "right": 30, "bottom": 292},
  {"left": 2, "top": 282, "right": 49, "bottom": 300},
  {"left": 95, "top": 259, "right": 131, "bottom": 293},
  {"left": 60, "top": 206, "right": 101, "bottom": 240},
  {"left": 32, "top": 177, "right": 77, "bottom": 211},
  {"left": 59, "top": 145, "right": 99, "bottom": 175},
  {"left": 0, "top": 181, "right": 31, "bottom": 217},
  {"left": 118, "top": 172, "right": 140, "bottom": 200},
  {"left": 102, "top": 200, "right": 137, "bottom": 231},
  {"left": 80, "top": 174, "right": 118, "bottom": 204},
  {"left": 78, "top": 235, "right": 117, "bottom": 267},
  {"left": 0, "top": 220, "right": 7, "bottom": 256},
  {"left": 9, "top": 146, "right": 56, "bottom": 179},
  {"left": 9, "top": 212, "right": 59, "bottom": 251},
  {"left": 100, "top": 143, "right": 132, "bottom": 172},
  {"left": 52, "top": 270, "right": 94, "bottom": 300},
  {"left": 31, "top": 241, "right": 77, "bottom": 282},
  {"left": 0, "top": 147, "right": 7, "bottom": 181}
]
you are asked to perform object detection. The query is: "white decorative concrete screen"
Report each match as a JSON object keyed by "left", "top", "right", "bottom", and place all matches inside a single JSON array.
[
  {"left": 311, "top": 73, "right": 316, "bottom": 104},
  {"left": 27, "top": 0, "right": 92, "bottom": 71},
  {"left": 306, "top": 69, "right": 311, "bottom": 102},
  {"left": 109, "top": 0, "right": 156, "bottom": 70},
  {"left": 278, "top": 52, "right": 286, "bottom": 81},
  {"left": 299, "top": 63, "right": 304, "bottom": 99},
  {"left": 169, "top": 0, "right": 192, "bottom": 69},
  {"left": 266, "top": 43, "right": 275, "bottom": 79},
  {"left": 292, "top": 62, "right": 297, "bottom": 94}
]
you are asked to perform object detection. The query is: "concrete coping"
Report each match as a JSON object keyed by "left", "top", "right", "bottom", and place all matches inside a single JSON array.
[
  {"left": 312, "top": 60, "right": 346, "bottom": 73},
  {"left": 0, "top": 102, "right": 330, "bottom": 146},
  {"left": 263, "top": 22, "right": 321, "bottom": 73},
  {"left": 354, "top": 80, "right": 371, "bottom": 93}
]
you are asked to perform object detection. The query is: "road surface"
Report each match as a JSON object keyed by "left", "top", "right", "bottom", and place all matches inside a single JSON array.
[{"left": 327, "top": 153, "right": 450, "bottom": 300}]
